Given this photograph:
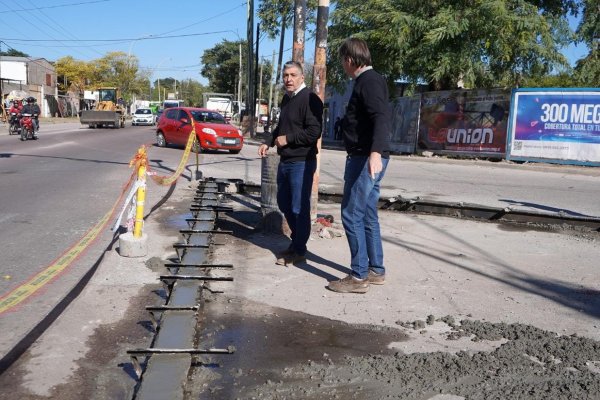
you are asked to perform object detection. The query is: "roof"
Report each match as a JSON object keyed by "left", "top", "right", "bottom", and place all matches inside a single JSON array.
[{"left": 0, "top": 56, "right": 52, "bottom": 64}]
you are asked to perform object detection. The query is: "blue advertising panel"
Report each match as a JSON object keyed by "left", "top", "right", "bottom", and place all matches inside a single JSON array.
[{"left": 507, "top": 89, "right": 600, "bottom": 166}]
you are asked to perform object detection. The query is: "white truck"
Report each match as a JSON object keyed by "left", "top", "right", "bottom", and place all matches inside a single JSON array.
[{"left": 203, "top": 93, "right": 234, "bottom": 122}]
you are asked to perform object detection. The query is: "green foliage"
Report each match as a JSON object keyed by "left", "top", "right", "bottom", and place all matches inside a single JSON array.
[
  {"left": 55, "top": 56, "right": 92, "bottom": 92},
  {"left": 327, "top": 0, "right": 579, "bottom": 91},
  {"left": 0, "top": 48, "right": 29, "bottom": 57},
  {"left": 573, "top": 49, "right": 600, "bottom": 86},
  {"left": 258, "top": 0, "right": 319, "bottom": 39},
  {"left": 201, "top": 39, "right": 273, "bottom": 100}
]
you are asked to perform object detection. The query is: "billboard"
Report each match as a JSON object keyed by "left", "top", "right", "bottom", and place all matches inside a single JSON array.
[
  {"left": 417, "top": 89, "right": 510, "bottom": 156},
  {"left": 507, "top": 89, "right": 600, "bottom": 166}
]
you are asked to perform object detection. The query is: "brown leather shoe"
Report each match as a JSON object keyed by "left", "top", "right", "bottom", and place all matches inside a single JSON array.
[
  {"left": 367, "top": 270, "right": 385, "bottom": 285},
  {"left": 327, "top": 275, "right": 369, "bottom": 293},
  {"left": 275, "top": 251, "right": 306, "bottom": 266}
]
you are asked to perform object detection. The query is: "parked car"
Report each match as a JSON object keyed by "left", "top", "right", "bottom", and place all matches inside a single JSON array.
[
  {"left": 131, "top": 108, "right": 155, "bottom": 126},
  {"left": 156, "top": 107, "right": 243, "bottom": 154}
]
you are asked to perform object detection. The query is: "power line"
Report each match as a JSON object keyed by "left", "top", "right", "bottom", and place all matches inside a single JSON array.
[
  {"left": 0, "top": 0, "right": 109, "bottom": 13},
  {"left": 0, "top": 30, "right": 236, "bottom": 42}
]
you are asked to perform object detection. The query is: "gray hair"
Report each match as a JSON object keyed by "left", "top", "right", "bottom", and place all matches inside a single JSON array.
[{"left": 283, "top": 60, "right": 304, "bottom": 74}]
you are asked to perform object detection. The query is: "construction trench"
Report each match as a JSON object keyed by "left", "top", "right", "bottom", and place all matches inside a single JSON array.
[{"left": 121, "top": 177, "right": 600, "bottom": 400}]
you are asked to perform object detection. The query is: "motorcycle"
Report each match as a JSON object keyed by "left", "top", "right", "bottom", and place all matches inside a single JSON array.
[
  {"left": 8, "top": 112, "right": 21, "bottom": 135},
  {"left": 20, "top": 113, "right": 38, "bottom": 141}
]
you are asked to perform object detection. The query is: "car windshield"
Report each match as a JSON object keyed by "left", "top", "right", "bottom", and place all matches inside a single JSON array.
[
  {"left": 135, "top": 109, "right": 151, "bottom": 115},
  {"left": 191, "top": 110, "right": 226, "bottom": 124}
]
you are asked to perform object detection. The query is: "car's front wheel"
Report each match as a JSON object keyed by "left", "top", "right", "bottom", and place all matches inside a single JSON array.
[
  {"left": 229, "top": 149, "right": 241, "bottom": 154},
  {"left": 156, "top": 132, "right": 167, "bottom": 147}
]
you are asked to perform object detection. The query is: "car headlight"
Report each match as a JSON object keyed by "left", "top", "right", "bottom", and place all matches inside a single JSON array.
[{"left": 202, "top": 127, "right": 217, "bottom": 136}]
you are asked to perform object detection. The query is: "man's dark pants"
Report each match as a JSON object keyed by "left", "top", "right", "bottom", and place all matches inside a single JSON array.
[{"left": 277, "top": 159, "right": 316, "bottom": 256}]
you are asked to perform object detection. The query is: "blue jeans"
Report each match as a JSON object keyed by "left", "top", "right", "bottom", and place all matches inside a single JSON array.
[
  {"left": 277, "top": 159, "right": 316, "bottom": 256},
  {"left": 341, "top": 156, "right": 389, "bottom": 279}
]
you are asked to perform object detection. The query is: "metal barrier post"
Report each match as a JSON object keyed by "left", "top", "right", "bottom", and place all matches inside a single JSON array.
[{"left": 133, "top": 156, "right": 147, "bottom": 238}]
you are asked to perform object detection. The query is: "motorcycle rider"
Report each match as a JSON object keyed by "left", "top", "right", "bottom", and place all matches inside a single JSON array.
[
  {"left": 9, "top": 99, "right": 22, "bottom": 114},
  {"left": 8, "top": 100, "right": 23, "bottom": 132},
  {"left": 21, "top": 97, "right": 41, "bottom": 137}
]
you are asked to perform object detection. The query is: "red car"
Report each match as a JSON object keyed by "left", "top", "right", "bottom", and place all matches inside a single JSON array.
[{"left": 156, "top": 107, "right": 243, "bottom": 154}]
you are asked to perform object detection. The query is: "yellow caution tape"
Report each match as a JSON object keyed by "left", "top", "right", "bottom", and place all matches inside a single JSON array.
[{"left": 149, "top": 129, "right": 197, "bottom": 186}]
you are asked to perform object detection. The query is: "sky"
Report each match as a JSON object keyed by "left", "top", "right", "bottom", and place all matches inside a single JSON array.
[
  {"left": 0, "top": 0, "right": 308, "bottom": 85},
  {"left": 0, "top": 0, "right": 588, "bottom": 86}
]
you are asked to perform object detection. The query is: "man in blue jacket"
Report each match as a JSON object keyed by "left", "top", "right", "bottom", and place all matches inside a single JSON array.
[
  {"left": 258, "top": 61, "right": 324, "bottom": 266},
  {"left": 328, "top": 37, "right": 392, "bottom": 294}
]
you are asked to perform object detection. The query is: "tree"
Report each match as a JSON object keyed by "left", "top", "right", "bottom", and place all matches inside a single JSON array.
[
  {"left": 178, "top": 78, "right": 208, "bottom": 107},
  {"left": 55, "top": 56, "right": 93, "bottom": 92},
  {"left": 200, "top": 39, "right": 272, "bottom": 101},
  {"left": 327, "top": 0, "right": 579, "bottom": 91},
  {"left": 258, "top": 0, "right": 318, "bottom": 40},
  {"left": 201, "top": 40, "right": 248, "bottom": 95},
  {"left": 573, "top": 0, "right": 599, "bottom": 86},
  {"left": 0, "top": 48, "right": 29, "bottom": 57}
]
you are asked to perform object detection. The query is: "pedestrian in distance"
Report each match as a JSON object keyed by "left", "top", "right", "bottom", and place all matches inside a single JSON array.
[
  {"left": 258, "top": 61, "right": 324, "bottom": 266},
  {"left": 327, "top": 37, "right": 392, "bottom": 294},
  {"left": 334, "top": 116, "right": 342, "bottom": 140}
]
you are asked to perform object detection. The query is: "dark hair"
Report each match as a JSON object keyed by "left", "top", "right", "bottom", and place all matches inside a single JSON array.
[
  {"left": 338, "top": 37, "right": 372, "bottom": 68},
  {"left": 283, "top": 60, "right": 304, "bottom": 74}
]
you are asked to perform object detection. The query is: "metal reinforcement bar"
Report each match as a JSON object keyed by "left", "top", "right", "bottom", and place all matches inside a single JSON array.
[
  {"left": 128, "top": 347, "right": 235, "bottom": 378},
  {"left": 190, "top": 205, "right": 233, "bottom": 212},
  {"left": 185, "top": 217, "right": 214, "bottom": 222},
  {"left": 159, "top": 275, "right": 234, "bottom": 283},
  {"left": 164, "top": 262, "right": 234, "bottom": 270},
  {"left": 179, "top": 229, "right": 233, "bottom": 235}
]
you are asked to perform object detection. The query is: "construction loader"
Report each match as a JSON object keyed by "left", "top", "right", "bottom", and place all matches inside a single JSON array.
[{"left": 80, "top": 87, "right": 126, "bottom": 128}]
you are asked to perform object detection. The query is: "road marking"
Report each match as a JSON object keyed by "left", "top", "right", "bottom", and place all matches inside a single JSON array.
[{"left": 0, "top": 209, "right": 112, "bottom": 314}]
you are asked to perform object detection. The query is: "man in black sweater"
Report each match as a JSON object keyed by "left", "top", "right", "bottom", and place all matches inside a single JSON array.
[
  {"left": 258, "top": 61, "right": 323, "bottom": 266},
  {"left": 327, "top": 38, "right": 392, "bottom": 294}
]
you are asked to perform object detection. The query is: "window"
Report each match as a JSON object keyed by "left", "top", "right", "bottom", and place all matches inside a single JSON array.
[{"left": 165, "top": 109, "right": 178, "bottom": 120}]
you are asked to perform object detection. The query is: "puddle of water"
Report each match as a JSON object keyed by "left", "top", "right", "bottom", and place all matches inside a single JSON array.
[
  {"left": 166, "top": 213, "right": 215, "bottom": 231},
  {"left": 187, "top": 295, "right": 408, "bottom": 399}
]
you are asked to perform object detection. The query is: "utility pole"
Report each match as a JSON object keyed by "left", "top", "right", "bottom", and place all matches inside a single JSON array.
[
  {"left": 238, "top": 41, "right": 242, "bottom": 117},
  {"left": 258, "top": 59, "right": 263, "bottom": 103},
  {"left": 272, "top": 3, "right": 287, "bottom": 113},
  {"left": 310, "top": 0, "right": 330, "bottom": 219},
  {"left": 266, "top": 50, "right": 276, "bottom": 133},
  {"left": 254, "top": 22, "right": 260, "bottom": 133},
  {"left": 246, "top": 0, "right": 254, "bottom": 137},
  {"left": 293, "top": 0, "right": 307, "bottom": 63}
]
